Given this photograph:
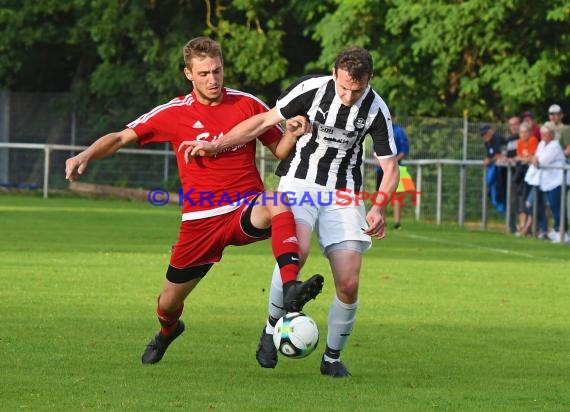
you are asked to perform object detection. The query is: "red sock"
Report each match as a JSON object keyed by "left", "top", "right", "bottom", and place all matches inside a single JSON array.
[
  {"left": 157, "top": 298, "right": 184, "bottom": 336},
  {"left": 270, "top": 211, "right": 300, "bottom": 284}
]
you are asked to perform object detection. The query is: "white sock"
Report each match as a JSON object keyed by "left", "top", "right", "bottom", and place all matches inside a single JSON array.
[
  {"left": 326, "top": 294, "right": 358, "bottom": 356},
  {"left": 265, "top": 263, "right": 286, "bottom": 334},
  {"left": 323, "top": 354, "right": 341, "bottom": 363}
]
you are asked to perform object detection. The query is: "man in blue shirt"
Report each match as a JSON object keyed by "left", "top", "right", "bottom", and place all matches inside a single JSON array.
[{"left": 481, "top": 124, "right": 507, "bottom": 213}]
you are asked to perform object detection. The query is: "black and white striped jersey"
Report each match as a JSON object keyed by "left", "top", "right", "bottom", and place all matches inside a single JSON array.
[{"left": 275, "top": 75, "right": 396, "bottom": 192}]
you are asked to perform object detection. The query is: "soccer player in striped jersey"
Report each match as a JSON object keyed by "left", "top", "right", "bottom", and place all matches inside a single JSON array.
[
  {"left": 180, "top": 46, "right": 399, "bottom": 377},
  {"left": 64, "top": 36, "right": 324, "bottom": 365}
]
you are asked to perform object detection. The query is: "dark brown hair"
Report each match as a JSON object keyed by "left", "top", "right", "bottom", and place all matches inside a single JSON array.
[
  {"left": 183, "top": 36, "right": 223, "bottom": 69},
  {"left": 334, "top": 46, "right": 373, "bottom": 81}
]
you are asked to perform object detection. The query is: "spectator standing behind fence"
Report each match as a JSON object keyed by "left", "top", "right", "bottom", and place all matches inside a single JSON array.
[
  {"left": 522, "top": 111, "right": 541, "bottom": 140},
  {"left": 506, "top": 117, "right": 521, "bottom": 156},
  {"left": 481, "top": 124, "right": 507, "bottom": 213},
  {"left": 505, "top": 116, "right": 521, "bottom": 233},
  {"left": 547, "top": 104, "right": 570, "bottom": 141},
  {"left": 546, "top": 104, "right": 570, "bottom": 230},
  {"left": 515, "top": 123, "right": 539, "bottom": 236},
  {"left": 528, "top": 123, "right": 569, "bottom": 243},
  {"left": 548, "top": 104, "right": 570, "bottom": 156},
  {"left": 376, "top": 108, "right": 410, "bottom": 229}
]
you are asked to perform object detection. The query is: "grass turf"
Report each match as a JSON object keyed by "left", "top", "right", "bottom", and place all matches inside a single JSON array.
[{"left": 0, "top": 194, "right": 568, "bottom": 411}]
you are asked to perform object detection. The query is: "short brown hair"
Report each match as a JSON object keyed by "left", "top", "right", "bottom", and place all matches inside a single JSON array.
[
  {"left": 334, "top": 46, "right": 373, "bottom": 81},
  {"left": 183, "top": 36, "right": 223, "bottom": 69}
]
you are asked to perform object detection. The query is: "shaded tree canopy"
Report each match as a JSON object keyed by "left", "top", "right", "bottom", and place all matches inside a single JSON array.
[{"left": 1, "top": 0, "right": 569, "bottom": 123}]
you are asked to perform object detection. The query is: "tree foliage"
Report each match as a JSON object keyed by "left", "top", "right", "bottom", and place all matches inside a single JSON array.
[
  {"left": 309, "top": 0, "right": 570, "bottom": 119},
  {"left": 1, "top": 0, "right": 569, "bottom": 123}
]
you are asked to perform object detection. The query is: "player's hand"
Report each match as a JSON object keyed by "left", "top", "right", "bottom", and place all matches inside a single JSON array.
[
  {"left": 65, "top": 155, "right": 88, "bottom": 181},
  {"left": 363, "top": 207, "right": 386, "bottom": 240},
  {"left": 178, "top": 140, "right": 218, "bottom": 164},
  {"left": 286, "top": 115, "right": 311, "bottom": 137}
]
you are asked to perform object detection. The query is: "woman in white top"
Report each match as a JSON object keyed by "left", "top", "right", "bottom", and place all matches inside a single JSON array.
[{"left": 530, "top": 123, "right": 568, "bottom": 241}]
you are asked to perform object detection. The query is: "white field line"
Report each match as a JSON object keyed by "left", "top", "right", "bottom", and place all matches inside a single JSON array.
[{"left": 399, "top": 232, "right": 568, "bottom": 262}]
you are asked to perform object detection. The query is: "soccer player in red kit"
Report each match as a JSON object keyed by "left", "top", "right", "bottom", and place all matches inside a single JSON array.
[{"left": 65, "top": 36, "right": 323, "bottom": 365}]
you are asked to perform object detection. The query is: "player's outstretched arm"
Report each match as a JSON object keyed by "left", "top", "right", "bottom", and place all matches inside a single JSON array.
[
  {"left": 65, "top": 128, "right": 138, "bottom": 181},
  {"left": 179, "top": 107, "right": 284, "bottom": 162}
]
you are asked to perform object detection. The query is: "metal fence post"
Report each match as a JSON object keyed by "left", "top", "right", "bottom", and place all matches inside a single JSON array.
[
  {"left": 43, "top": 145, "right": 51, "bottom": 199},
  {"left": 415, "top": 164, "right": 422, "bottom": 221},
  {"left": 458, "top": 165, "right": 465, "bottom": 227},
  {"left": 163, "top": 142, "right": 169, "bottom": 183},
  {"left": 0, "top": 90, "right": 9, "bottom": 185},
  {"left": 505, "top": 164, "right": 512, "bottom": 234},
  {"left": 559, "top": 171, "right": 567, "bottom": 243},
  {"left": 436, "top": 162, "right": 442, "bottom": 225},
  {"left": 459, "top": 110, "right": 468, "bottom": 227},
  {"left": 482, "top": 166, "right": 487, "bottom": 230}
]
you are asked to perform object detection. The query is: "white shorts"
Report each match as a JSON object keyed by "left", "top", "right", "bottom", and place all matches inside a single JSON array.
[{"left": 278, "top": 177, "right": 371, "bottom": 253}]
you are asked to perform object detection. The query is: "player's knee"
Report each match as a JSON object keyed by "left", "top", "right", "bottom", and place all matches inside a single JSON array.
[
  {"left": 336, "top": 276, "right": 359, "bottom": 299},
  {"left": 159, "top": 284, "right": 188, "bottom": 312},
  {"left": 158, "top": 292, "right": 183, "bottom": 313}
]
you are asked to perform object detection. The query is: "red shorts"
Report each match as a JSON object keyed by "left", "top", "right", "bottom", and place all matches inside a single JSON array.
[{"left": 170, "top": 201, "right": 269, "bottom": 269}]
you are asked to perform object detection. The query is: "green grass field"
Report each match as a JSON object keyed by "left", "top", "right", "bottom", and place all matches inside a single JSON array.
[{"left": 1, "top": 194, "right": 568, "bottom": 411}]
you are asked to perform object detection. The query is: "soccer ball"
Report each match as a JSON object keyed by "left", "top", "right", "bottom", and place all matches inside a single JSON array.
[{"left": 273, "top": 312, "right": 319, "bottom": 358}]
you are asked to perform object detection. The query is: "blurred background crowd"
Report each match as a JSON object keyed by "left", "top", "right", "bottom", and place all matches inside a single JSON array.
[{"left": 480, "top": 104, "right": 570, "bottom": 243}]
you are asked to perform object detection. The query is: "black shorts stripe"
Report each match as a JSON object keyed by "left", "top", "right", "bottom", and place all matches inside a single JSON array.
[
  {"left": 240, "top": 194, "right": 271, "bottom": 238},
  {"left": 166, "top": 263, "right": 213, "bottom": 283}
]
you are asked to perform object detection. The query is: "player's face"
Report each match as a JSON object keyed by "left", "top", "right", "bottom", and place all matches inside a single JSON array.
[
  {"left": 333, "top": 68, "right": 369, "bottom": 107},
  {"left": 184, "top": 56, "right": 224, "bottom": 105}
]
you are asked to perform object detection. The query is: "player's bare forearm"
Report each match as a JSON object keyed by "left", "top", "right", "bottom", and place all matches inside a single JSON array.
[
  {"left": 179, "top": 107, "right": 287, "bottom": 161},
  {"left": 65, "top": 129, "right": 137, "bottom": 181},
  {"left": 84, "top": 133, "right": 128, "bottom": 159},
  {"left": 273, "top": 116, "right": 310, "bottom": 159},
  {"left": 364, "top": 157, "right": 399, "bottom": 239},
  {"left": 217, "top": 108, "right": 283, "bottom": 152},
  {"left": 377, "top": 157, "right": 399, "bottom": 195},
  {"left": 273, "top": 133, "right": 297, "bottom": 160}
]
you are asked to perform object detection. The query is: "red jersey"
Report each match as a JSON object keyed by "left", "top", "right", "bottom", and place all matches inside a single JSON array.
[{"left": 127, "top": 88, "right": 282, "bottom": 218}]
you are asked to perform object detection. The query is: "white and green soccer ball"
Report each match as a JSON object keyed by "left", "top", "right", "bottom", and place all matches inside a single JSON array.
[{"left": 273, "top": 312, "right": 319, "bottom": 358}]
